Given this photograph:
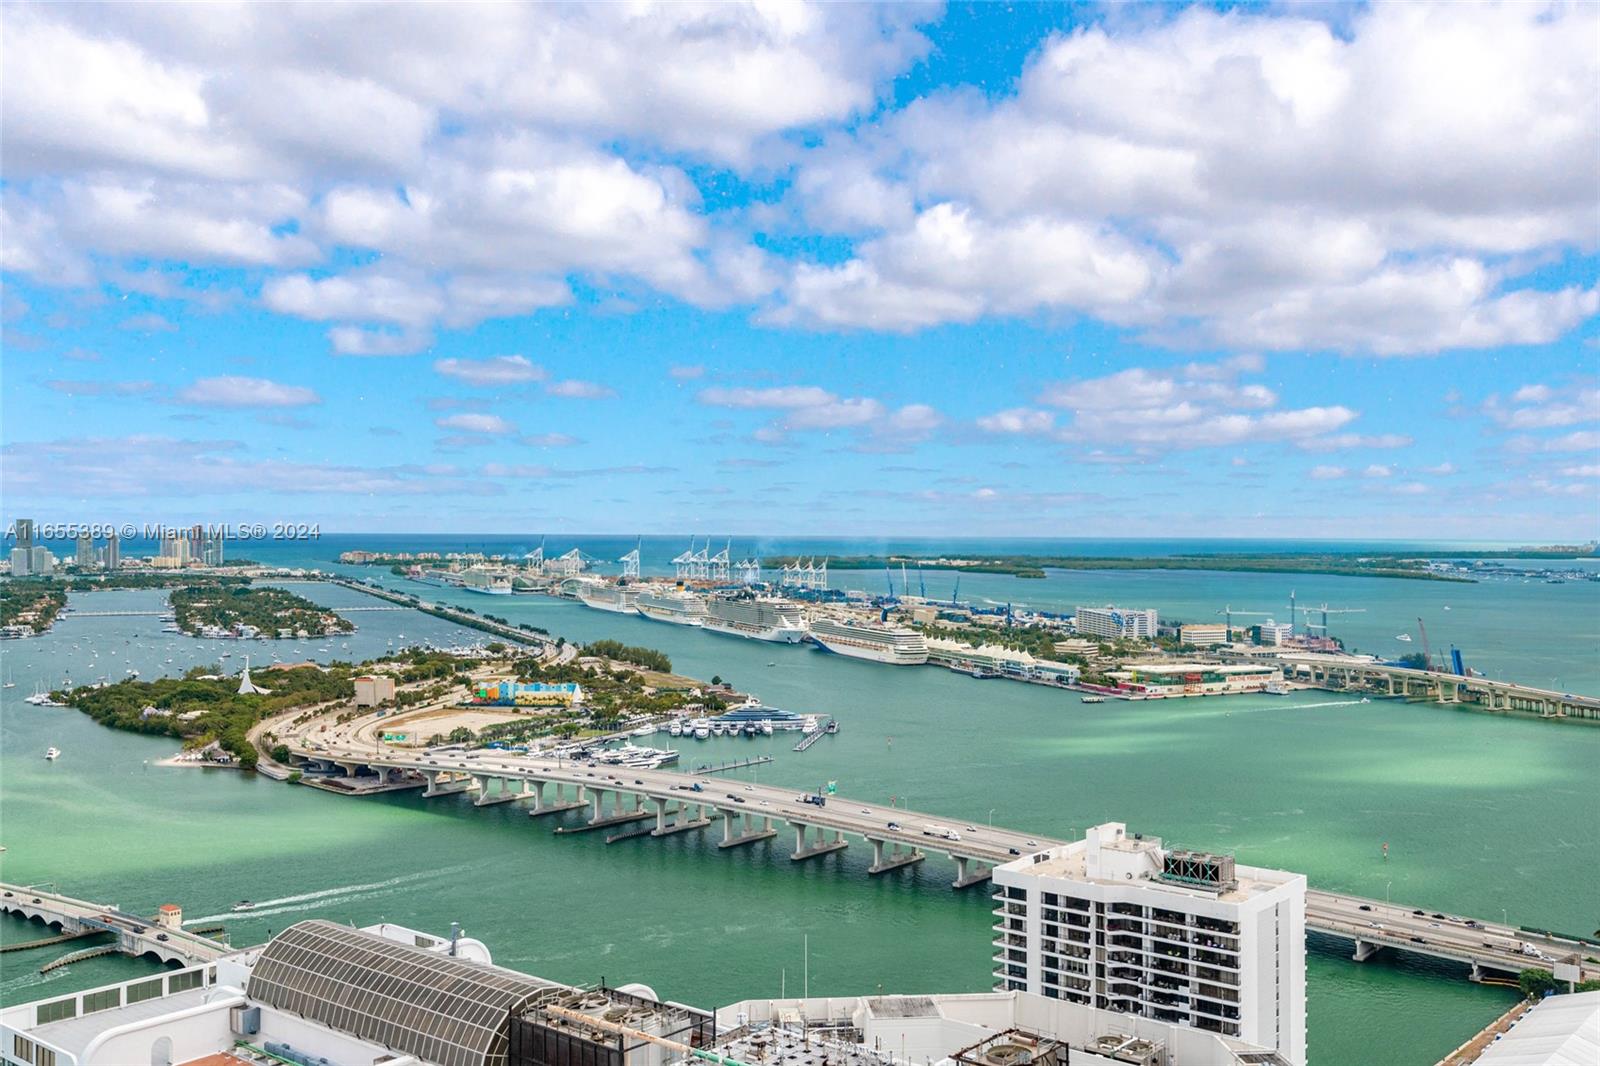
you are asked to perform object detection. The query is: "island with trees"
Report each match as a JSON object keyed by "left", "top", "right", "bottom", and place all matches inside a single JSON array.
[
  {"left": 171, "top": 583, "right": 355, "bottom": 638},
  {"left": 0, "top": 580, "right": 67, "bottom": 635},
  {"left": 762, "top": 550, "right": 1600, "bottom": 582}
]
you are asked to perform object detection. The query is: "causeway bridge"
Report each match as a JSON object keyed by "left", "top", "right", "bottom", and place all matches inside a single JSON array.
[
  {"left": 1227, "top": 651, "right": 1600, "bottom": 720},
  {"left": 0, "top": 884, "right": 229, "bottom": 967},
  {"left": 286, "top": 734, "right": 1598, "bottom": 985}
]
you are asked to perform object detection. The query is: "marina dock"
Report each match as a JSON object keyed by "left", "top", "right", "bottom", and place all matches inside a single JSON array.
[
  {"left": 792, "top": 716, "right": 836, "bottom": 751},
  {"left": 691, "top": 755, "right": 774, "bottom": 775}
]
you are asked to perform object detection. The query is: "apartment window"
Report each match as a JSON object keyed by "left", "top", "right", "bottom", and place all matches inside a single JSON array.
[
  {"left": 35, "top": 997, "right": 76, "bottom": 1025},
  {"left": 36, "top": 1048, "right": 56, "bottom": 1066},
  {"left": 82, "top": 988, "right": 122, "bottom": 1014},
  {"left": 13, "top": 1034, "right": 36, "bottom": 1063}
]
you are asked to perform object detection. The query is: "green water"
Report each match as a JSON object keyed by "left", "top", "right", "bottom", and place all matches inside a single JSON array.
[{"left": 5, "top": 582, "right": 1597, "bottom": 1065}]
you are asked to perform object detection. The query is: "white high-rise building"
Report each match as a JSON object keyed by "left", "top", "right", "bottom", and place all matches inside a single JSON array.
[
  {"left": 1256, "top": 622, "right": 1294, "bottom": 646},
  {"left": 1074, "top": 605, "right": 1159, "bottom": 640},
  {"left": 992, "top": 823, "right": 1306, "bottom": 1066}
]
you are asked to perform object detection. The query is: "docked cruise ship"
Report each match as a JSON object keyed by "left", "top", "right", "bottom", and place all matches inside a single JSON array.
[
  {"left": 808, "top": 617, "right": 929, "bottom": 665},
  {"left": 702, "top": 595, "right": 808, "bottom": 643},
  {"left": 635, "top": 588, "right": 707, "bottom": 626},
  {"left": 575, "top": 580, "right": 639, "bottom": 615},
  {"left": 461, "top": 569, "right": 513, "bottom": 595}
]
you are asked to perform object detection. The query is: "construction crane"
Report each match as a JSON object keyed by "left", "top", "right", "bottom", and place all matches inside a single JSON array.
[
  {"left": 1416, "top": 617, "right": 1435, "bottom": 671},
  {"left": 1216, "top": 605, "right": 1273, "bottom": 636},
  {"left": 1302, "top": 604, "right": 1366, "bottom": 634}
]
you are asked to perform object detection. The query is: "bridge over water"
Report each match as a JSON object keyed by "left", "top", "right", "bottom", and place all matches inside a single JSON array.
[
  {"left": 286, "top": 735, "right": 1599, "bottom": 986},
  {"left": 0, "top": 884, "right": 229, "bottom": 968}
]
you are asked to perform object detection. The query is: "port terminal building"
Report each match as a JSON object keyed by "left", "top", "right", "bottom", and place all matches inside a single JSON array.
[
  {"left": 924, "top": 639, "right": 1080, "bottom": 684},
  {"left": 1, "top": 915, "right": 1297, "bottom": 1066}
]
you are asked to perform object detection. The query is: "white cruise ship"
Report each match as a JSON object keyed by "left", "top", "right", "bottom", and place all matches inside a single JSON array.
[
  {"left": 702, "top": 595, "right": 807, "bottom": 643},
  {"left": 461, "top": 569, "right": 514, "bottom": 595},
  {"left": 635, "top": 588, "right": 707, "bottom": 626},
  {"left": 808, "top": 617, "right": 929, "bottom": 665},
  {"left": 576, "top": 581, "right": 639, "bottom": 615}
]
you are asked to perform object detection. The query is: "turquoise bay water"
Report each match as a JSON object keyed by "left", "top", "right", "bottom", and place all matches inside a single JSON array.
[{"left": 4, "top": 554, "right": 1598, "bottom": 1065}]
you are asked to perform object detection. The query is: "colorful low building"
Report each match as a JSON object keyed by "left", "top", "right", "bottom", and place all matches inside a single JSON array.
[
  {"left": 1107, "top": 662, "right": 1282, "bottom": 697},
  {"left": 472, "top": 679, "right": 584, "bottom": 707}
]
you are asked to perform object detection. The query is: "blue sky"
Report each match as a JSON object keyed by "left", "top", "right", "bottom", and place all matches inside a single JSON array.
[{"left": 1, "top": 2, "right": 1596, "bottom": 538}]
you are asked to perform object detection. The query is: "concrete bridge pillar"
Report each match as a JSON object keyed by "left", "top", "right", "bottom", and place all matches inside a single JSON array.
[
  {"left": 868, "top": 838, "right": 925, "bottom": 875},
  {"left": 1352, "top": 939, "right": 1382, "bottom": 963},
  {"left": 716, "top": 810, "right": 776, "bottom": 850},
  {"left": 591, "top": 790, "right": 606, "bottom": 823},
  {"left": 790, "top": 823, "right": 848, "bottom": 861},
  {"left": 951, "top": 856, "right": 992, "bottom": 890}
]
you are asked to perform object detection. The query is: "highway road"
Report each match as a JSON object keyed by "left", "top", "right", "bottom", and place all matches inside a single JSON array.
[{"left": 284, "top": 706, "right": 1600, "bottom": 981}]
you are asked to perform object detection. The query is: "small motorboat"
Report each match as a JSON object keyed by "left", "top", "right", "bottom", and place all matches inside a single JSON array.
[
  {"left": 44, "top": 747, "right": 61, "bottom": 760},
  {"left": 231, "top": 900, "right": 256, "bottom": 912}
]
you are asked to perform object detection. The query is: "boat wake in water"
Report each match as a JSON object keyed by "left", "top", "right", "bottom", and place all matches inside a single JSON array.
[{"left": 182, "top": 866, "right": 475, "bottom": 925}]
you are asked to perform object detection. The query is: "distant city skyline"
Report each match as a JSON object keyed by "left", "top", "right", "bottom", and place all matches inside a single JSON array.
[{"left": 2, "top": 3, "right": 1596, "bottom": 538}]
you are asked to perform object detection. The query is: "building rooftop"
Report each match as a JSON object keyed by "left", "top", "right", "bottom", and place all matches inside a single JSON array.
[
  {"left": 248, "top": 919, "right": 564, "bottom": 1066},
  {"left": 1000, "top": 823, "right": 1298, "bottom": 904},
  {"left": 1472, "top": 991, "right": 1600, "bottom": 1066},
  {"left": 30, "top": 987, "right": 213, "bottom": 1061}
]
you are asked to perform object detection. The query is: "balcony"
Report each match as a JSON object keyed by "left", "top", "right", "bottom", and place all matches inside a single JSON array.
[
  {"left": 1193, "top": 983, "right": 1241, "bottom": 1004},
  {"left": 1194, "top": 916, "right": 1240, "bottom": 935},
  {"left": 1192, "top": 999, "right": 1242, "bottom": 1022},
  {"left": 1192, "top": 949, "right": 1235, "bottom": 969},
  {"left": 1192, "top": 966, "right": 1239, "bottom": 987}
]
